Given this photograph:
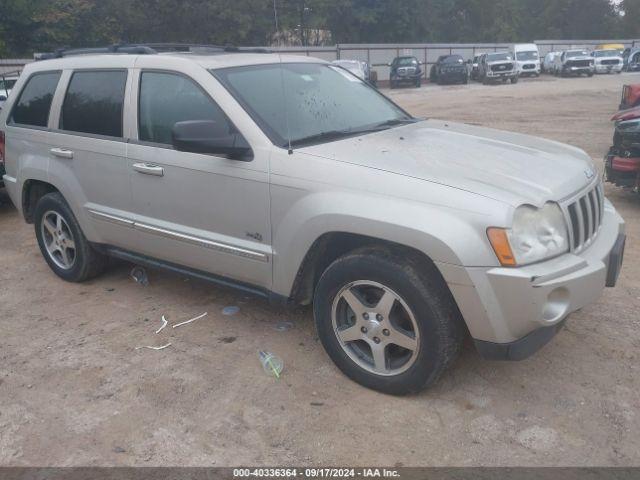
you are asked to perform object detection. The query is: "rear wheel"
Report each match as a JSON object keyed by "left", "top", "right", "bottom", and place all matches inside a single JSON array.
[
  {"left": 34, "top": 192, "right": 106, "bottom": 282},
  {"left": 313, "top": 247, "right": 464, "bottom": 395}
]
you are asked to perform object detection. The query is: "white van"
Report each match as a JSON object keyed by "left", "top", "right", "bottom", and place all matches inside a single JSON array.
[{"left": 513, "top": 43, "right": 541, "bottom": 76}]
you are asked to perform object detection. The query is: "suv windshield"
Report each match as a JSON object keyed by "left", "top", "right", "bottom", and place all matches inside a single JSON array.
[
  {"left": 487, "top": 53, "right": 513, "bottom": 62},
  {"left": 213, "top": 63, "right": 414, "bottom": 148},
  {"left": 396, "top": 57, "right": 418, "bottom": 66},
  {"left": 516, "top": 51, "right": 538, "bottom": 61}
]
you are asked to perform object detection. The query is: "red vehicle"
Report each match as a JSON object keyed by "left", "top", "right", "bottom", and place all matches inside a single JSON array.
[
  {"left": 619, "top": 84, "right": 640, "bottom": 110},
  {"left": 605, "top": 105, "right": 640, "bottom": 191}
]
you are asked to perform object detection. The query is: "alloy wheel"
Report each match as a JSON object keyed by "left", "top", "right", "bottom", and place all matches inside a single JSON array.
[
  {"left": 331, "top": 280, "right": 420, "bottom": 376},
  {"left": 41, "top": 210, "right": 77, "bottom": 270}
]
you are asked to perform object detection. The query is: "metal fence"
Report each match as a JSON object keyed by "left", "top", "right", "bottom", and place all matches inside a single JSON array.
[
  {"left": 2, "top": 38, "right": 638, "bottom": 80},
  {"left": 272, "top": 39, "right": 639, "bottom": 81}
]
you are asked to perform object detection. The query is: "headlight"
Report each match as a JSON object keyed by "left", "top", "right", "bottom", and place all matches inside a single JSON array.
[{"left": 487, "top": 203, "right": 569, "bottom": 267}]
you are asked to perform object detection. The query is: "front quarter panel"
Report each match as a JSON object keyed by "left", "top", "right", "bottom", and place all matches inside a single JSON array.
[{"left": 269, "top": 147, "right": 509, "bottom": 297}]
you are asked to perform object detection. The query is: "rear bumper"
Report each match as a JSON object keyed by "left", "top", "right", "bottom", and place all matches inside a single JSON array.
[{"left": 440, "top": 200, "right": 625, "bottom": 357}]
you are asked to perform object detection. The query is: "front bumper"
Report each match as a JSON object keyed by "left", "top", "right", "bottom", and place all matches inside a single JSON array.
[
  {"left": 564, "top": 66, "right": 594, "bottom": 74},
  {"left": 441, "top": 200, "right": 625, "bottom": 359},
  {"left": 486, "top": 71, "right": 517, "bottom": 79},
  {"left": 439, "top": 71, "right": 467, "bottom": 82},
  {"left": 595, "top": 64, "right": 622, "bottom": 73}
]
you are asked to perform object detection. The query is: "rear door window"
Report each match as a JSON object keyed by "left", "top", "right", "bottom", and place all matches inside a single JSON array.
[
  {"left": 138, "top": 71, "right": 232, "bottom": 146},
  {"left": 60, "top": 70, "right": 127, "bottom": 138},
  {"left": 10, "top": 72, "right": 61, "bottom": 127}
]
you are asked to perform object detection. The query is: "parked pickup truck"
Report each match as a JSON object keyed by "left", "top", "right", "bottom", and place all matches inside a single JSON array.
[
  {"left": 555, "top": 50, "right": 594, "bottom": 77},
  {"left": 592, "top": 49, "right": 623, "bottom": 74},
  {"left": 0, "top": 46, "right": 625, "bottom": 394},
  {"left": 478, "top": 52, "right": 518, "bottom": 84}
]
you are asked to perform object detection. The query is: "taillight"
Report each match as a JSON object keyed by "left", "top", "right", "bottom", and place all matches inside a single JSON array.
[{"left": 0, "top": 131, "right": 5, "bottom": 165}]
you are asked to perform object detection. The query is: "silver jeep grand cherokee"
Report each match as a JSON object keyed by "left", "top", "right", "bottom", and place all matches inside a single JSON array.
[{"left": 0, "top": 46, "right": 626, "bottom": 395}]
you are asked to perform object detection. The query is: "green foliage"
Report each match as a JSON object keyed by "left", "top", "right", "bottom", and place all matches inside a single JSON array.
[{"left": 0, "top": 0, "right": 631, "bottom": 57}]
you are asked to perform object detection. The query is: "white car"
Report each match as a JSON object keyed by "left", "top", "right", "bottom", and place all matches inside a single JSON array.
[
  {"left": 513, "top": 43, "right": 541, "bottom": 76},
  {"left": 592, "top": 49, "right": 623, "bottom": 74},
  {"left": 0, "top": 75, "right": 19, "bottom": 110},
  {"left": 332, "top": 60, "right": 368, "bottom": 82},
  {"left": 542, "top": 51, "right": 560, "bottom": 74}
]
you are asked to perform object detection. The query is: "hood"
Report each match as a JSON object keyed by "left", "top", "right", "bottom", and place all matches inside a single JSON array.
[
  {"left": 612, "top": 106, "right": 640, "bottom": 122},
  {"left": 300, "top": 120, "right": 595, "bottom": 207}
]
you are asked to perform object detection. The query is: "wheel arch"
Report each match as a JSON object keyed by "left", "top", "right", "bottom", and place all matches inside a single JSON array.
[
  {"left": 22, "top": 179, "right": 60, "bottom": 224},
  {"left": 287, "top": 231, "right": 457, "bottom": 307}
]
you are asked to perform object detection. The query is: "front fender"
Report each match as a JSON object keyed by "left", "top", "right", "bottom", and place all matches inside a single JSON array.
[{"left": 271, "top": 188, "right": 506, "bottom": 297}]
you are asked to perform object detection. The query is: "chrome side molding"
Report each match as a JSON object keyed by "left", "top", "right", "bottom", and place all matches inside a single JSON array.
[{"left": 88, "top": 209, "right": 268, "bottom": 263}]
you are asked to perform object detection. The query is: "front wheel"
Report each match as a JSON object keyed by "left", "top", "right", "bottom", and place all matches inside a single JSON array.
[
  {"left": 34, "top": 192, "right": 107, "bottom": 282},
  {"left": 511, "top": 76, "right": 518, "bottom": 84},
  {"left": 313, "top": 247, "right": 464, "bottom": 395}
]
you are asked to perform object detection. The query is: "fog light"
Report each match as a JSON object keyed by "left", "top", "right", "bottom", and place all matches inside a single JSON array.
[{"left": 542, "top": 287, "right": 570, "bottom": 322}]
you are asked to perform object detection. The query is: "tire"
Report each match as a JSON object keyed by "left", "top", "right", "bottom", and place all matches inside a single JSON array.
[
  {"left": 511, "top": 76, "right": 518, "bottom": 84},
  {"left": 588, "top": 72, "right": 594, "bottom": 77},
  {"left": 389, "top": 79, "right": 395, "bottom": 89},
  {"left": 463, "top": 76, "right": 469, "bottom": 84},
  {"left": 313, "top": 246, "right": 464, "bottom": 395},
  {"left": 34, "top": 192, "right": 107, "bottom": 282}
]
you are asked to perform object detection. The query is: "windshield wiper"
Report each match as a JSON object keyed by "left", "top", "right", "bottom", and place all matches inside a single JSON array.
[
  {"left": 287, "top": 129, "right": 361, "bottom": 148},
  {"left": 286, "top": 118, "right": 420, "bottom": 148}
]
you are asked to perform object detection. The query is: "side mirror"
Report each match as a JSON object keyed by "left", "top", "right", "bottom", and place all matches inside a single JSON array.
[{"left": 171, "top": 120, "right": 253, "bottom": 161}]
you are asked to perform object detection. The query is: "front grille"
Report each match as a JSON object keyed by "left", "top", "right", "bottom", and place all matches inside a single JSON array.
[
  {"left": 491, "top": 63, "right": 513, "bottom": 72},
  {"left": 565, "top": 182, "right": 604, "bottom": 252},
  {"left": 567, "top": 60, "right": 590, "bottom": 68},
  {"left": 398, "top": 67, "right": 416, "bottom": 76},
  {"left": 601, "top": 59, "right": 620, "bottom": 65}
]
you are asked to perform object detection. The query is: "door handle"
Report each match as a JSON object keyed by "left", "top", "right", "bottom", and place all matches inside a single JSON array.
[
  {"left": 50, "top": 148, "right": 74, "bottom": 159},
  {"left": 132, "top": 163, "right": 164, "bottom": 177}
]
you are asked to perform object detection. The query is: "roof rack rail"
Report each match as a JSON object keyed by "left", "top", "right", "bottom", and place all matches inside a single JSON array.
[
  {"left": 37, "top": 44, "right": 156, "bottom": 60},
  {"left": 36, "top": 43, "right": 273, "bottom": 61}
]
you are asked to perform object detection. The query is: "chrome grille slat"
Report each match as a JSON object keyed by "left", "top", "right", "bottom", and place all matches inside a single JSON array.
[
  {"left": 591, "top": 189, "right": 600, "bottom": 234},
  {"left": 575, "top": 198, "right": 586, "bottom": 248},
  {"left": 564, "top": 182, "right": 604, "bottom": 253}
]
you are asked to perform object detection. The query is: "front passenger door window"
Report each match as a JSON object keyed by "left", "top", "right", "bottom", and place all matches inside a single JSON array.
[{"left": 138, "top": 72, "right": 234, "bottom": 147}]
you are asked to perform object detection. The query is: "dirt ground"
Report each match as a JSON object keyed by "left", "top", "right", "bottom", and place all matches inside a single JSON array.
[{"left": 1, "top": 73, "right": 639, "bottom": 467}]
